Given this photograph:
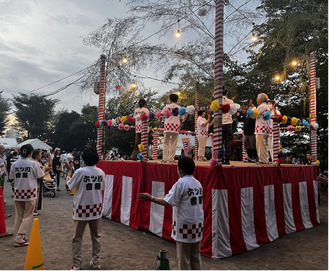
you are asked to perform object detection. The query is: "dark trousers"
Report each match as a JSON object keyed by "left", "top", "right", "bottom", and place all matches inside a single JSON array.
[
  {"left": 56, "top": 172, "right": 60, "bottom": 187},
  {"left": 131, "top": 133, "right": 141, "bottom": 160},
  {"left": 223, "top": 123, "right": 233, "bottom": 161}
]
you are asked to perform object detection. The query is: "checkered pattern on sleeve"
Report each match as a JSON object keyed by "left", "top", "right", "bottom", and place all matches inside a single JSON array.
[
  {"left": 173, "top": 221, "right": 203, "bottom": 240},
  {"left": 74, "top": 203, "right": 103, "bottom": 218},
  {"left": 164, "top": 123, "right": 180, "bottom": 133},
  {"left": 15, "top": 188, "right": 37, "bottom": 200}
]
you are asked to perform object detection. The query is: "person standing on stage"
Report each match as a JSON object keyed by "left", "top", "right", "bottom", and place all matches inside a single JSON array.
[
  {"left": 196, "top": 110, "right": 214, "bottom": 161},
  {"left": 66, "top": 147, "right": 105, "bottom": 270},
  {"left": 131, "top": 98, "right": 149, "bottom": 160},
  {"left": 138, "top": 157, "right": 204, "bottom": 270},
  {"left": 267, "top": 100, "right": 280, "bottom": 162},
  {"left": 222, "top": 88, "right": 234, "bottom": 164},
  {"left": 237, "top": 100, "right": 258, "bottom": 163},
  {"left": 9, "top": 144, "right": 44, "bottom": 247},
  {"left": 162, "top": 93, "right": 185, "bottom": 163},
  {"left": 255, "top": 93, "right": 271, "bottom": 164}
]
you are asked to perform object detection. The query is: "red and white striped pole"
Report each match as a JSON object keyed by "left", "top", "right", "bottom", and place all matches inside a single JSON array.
[
  {"left": 96, "top": 54, "right": 106, "bottom": 159},
  {"left": 152, "top": 129, "right": 159, "bottom": 160},
  {"left": 309, "top": 52, "right": 317, "bottom": 163},
  {"left": 213, "top": 0, "right": 224, "bottom": 164},
  {"left": 242, "top": 132, "right": 247, "bottom": 162},
  {"left": 194, "top": 81, "right": 199, "bottom": 160},
  {"left": 141, "top": 118, "right": 149, "bottom": 160},
  {"left": 272, "top": 122, "right": 280, "bottom": 164}
]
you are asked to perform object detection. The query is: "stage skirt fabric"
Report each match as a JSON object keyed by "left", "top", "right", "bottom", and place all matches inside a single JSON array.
[{"left": 98, "top": 161, "right": 319, "bottom": 258}]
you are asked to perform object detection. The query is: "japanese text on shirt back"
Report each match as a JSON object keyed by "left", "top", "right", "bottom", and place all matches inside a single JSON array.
[
  {"left": 187, "top": 187, "right": 203, "bottom": 206},
  {"left": 83, "top": 175, "right": 102, "bottom": 191}
]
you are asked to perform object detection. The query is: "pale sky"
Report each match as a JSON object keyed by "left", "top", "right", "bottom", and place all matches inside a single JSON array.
[{"left": 0, "top": 0, "right": 261, "bottom": 115}]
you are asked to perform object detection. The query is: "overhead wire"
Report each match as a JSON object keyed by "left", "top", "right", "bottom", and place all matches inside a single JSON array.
[{"left": 29, "top": 0, "right": 257, "bottom": 97}]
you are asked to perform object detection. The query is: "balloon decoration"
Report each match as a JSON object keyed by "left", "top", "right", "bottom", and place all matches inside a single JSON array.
[
  {"left": 210, "top": 100, "right": 220, "bottom": 112},
  {"left": 138, "top": 144, "right": 145, "bottom": 152},
  {"left": 120, "top": 116, "right": 127, "bottom": 124}
]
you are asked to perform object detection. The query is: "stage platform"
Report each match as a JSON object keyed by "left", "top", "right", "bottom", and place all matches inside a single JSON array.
[{"left": 98, "top": 160, "right": 320, "bottom": 259}]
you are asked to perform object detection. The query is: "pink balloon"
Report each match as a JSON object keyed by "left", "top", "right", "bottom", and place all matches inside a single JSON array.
[
  {"left": 164, "top": 109, "right": 171, "bottom": 119},
  {"left": 156, "top": 111, "right": 162, "bottom": 119}
]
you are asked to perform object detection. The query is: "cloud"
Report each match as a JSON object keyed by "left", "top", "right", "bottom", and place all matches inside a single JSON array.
[{"left": 0, "top": 0, "right": 128, "bottom": 113}]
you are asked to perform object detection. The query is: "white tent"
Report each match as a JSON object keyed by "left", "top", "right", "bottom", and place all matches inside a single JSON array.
[
  {"left": 17, "top": 138, "right": 52, "bottom": 151},
  {"left": 0, "top": 138, "right": 18, "bottom": 149}
]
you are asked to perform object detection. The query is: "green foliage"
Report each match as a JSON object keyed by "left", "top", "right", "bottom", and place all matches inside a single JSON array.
[
  {"left": 104, "top": 89, "right": 159, "bottom": 155},
  {"left": 248, "top": 0, "right": 328, "bottom": 169},
  {"left": 0, "top": 92, "right": 11, "bottom": 136},
  {"left": 51, "top": 104, "right": 98, "bottom": 151},
  {"left": 12, "top": 93, "right": 58, "bottom": 139}
]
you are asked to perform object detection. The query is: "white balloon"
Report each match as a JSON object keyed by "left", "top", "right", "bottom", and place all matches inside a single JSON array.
[
  {"left": 186, "top": 105, "right": 195, "bottom": 114},
  {"left": 229, "top": 103, "right": 240, "bottom": 115},
  {"left": 311, "top": 121, "right": 319, "bottom": 130}
]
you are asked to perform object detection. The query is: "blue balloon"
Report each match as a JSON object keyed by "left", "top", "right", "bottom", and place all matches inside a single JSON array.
[
  {"left": 137, "top": 153, "right": 144, "bottom": 161},
  {"left": 247, "top": 108, "right": 253, "bottom": 118},
  {"left": 263, "top": 111, "right": 271, "bottom": 121},
  {"left": 303, "top": 120, "right": 309, "bottom": 128},
  {"left": 179, "top": 107, "right": 186, "bottom": 116}
]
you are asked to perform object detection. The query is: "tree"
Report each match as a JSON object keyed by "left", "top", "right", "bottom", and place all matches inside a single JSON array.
[
  {"left": 245, "top": 0, "right": 328, "bottom": 168},
  {"left": 51, "top": 104, "right": 98, "bottom": 151},
  {"left": 104, "top": 89, "right": 159, "bottom": 155},
  {"left": 0, "top": 92, "right": 11, "bottom": 137},
  {"left": 12, "top": 93, "right": 58, "bottom": 139}
]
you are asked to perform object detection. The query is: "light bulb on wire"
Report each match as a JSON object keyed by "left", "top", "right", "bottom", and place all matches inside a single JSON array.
[
  {"left": 175, "top": 19, "right": 181, "bottom": 38},
  {"left": 274, "top": 74, "right": 281, "bottom": 82},
  {"left": 251, "top": 33, "right": 257, "bottom": 42},
  {"left": 291, "top": 60, "right": 298, "bottom": 67},
  {"left": 122, "top": 56, "right": 128, "bottom": 64}
]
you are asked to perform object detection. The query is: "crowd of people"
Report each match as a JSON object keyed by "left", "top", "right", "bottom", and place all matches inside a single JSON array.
[
  {"left": 122, "top": 91, "right": 318, "bottom": 166},
  {"left": 0, "top": 90, "right": 324, "bottom": 270}
]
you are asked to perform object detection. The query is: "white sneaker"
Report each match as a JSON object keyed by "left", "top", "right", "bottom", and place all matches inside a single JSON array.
[{"left": 89, "top": 261, "right": 101, "bottom": 270}]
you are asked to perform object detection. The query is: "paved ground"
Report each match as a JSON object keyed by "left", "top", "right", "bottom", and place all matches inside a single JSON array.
[{"left": 0, "top": 179, "right": 327, "bottom": 270}]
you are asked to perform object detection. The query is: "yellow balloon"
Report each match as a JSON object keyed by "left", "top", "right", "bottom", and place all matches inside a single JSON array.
[
  {"left": 251, "top": 109, "right": 259, "bottom": 119},
  {"left": 138, "top": 144, "right": 145, "bottom": 152},
  {"left": 315, "top": 160, "right": 320, "bottom": 166},
  {"left": 291, "top": 117, "right": 298, "bottom": 126},
  {"left": 282, "top": 115, "right": 288, "bottom": 124},
  {"left": 210, "top": 100, "right": 220, "bottom": 112},
  {"left": 295, "top": 126, "right": 302, "bottom": 132},
  {"left": 120, "top": 116, "right": 127, "bottom": 124}
]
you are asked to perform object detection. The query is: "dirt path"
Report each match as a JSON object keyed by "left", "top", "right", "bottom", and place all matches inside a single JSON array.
[{"left": 0, "top": 180, "right": 327, "bottom": 270}]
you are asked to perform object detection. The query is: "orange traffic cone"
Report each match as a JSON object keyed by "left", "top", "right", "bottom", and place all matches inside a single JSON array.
[
  {"left": 24, "top": 218, "right": 44, "bottom": 270},
  {"left": 0, "top": 187, "right": 13, "bottom": 238}
]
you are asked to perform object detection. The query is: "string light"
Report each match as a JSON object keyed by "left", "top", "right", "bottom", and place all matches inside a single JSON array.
[
  {"left": 274, "top": 75, "right": 281, "bottom": 82},
  {"left": 175, "top": 19, "right": 181, "bottom": 38},
  {"left": 291, "top": 60, "right": 298, "bottom": 67},
  {"left": 122, "top": 56, "right": 128, "bottom": 64},
  {"left": 251, "top": 33, "right": 257, "bottom": 42}
]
